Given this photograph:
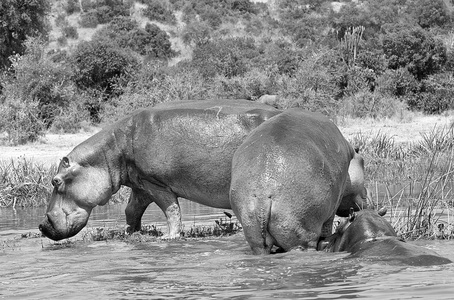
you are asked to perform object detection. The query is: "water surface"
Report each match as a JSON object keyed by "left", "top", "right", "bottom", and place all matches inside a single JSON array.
[{"left": 1, "top": 202, "right": 453, "bottom": 299}]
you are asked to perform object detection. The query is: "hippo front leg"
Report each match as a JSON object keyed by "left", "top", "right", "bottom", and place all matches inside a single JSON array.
[
  {"left": 141, "top": 184, "right": 182, "bottom": 239},
  {"left": 125, "top": 189, "right": 153, "bottom": 234}
]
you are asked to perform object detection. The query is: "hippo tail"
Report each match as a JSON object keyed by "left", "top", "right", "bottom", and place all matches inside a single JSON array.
[{"left": 258, "top": 195, "right": 275, "bottom": 253}]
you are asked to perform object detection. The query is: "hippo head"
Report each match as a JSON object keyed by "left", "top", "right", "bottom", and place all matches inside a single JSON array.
[
  {"left": 319, "top": 208, "right": 394, "bottom": 252},
  {"left": 337, "top": 149, "right": 371, "bottom": 217},
  {"left": 39, "top": 155, "right": 116, "bottom": 241}
]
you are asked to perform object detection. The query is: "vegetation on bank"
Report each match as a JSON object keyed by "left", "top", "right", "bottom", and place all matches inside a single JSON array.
[{"left": 2, "top": 0, "right": 454, "bottom": 145}]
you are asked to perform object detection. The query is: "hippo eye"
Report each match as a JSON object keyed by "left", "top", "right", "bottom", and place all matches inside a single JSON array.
[{"left": 61, "top": 157, "right": 70, "bottom": 168}]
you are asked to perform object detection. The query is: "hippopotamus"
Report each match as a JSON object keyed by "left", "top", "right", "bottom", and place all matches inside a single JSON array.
[
  {"left": 229, "top": 108, "right": 367, "bottom": 254},
  {"left": 39, "top": 99, "right": 281, "bottom": 241},
  {"left": 318, "top": 209, "right": 452, "bottom": 266}
]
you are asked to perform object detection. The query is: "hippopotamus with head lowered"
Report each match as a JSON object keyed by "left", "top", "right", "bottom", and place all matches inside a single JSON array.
[
  {"left": 39, "top": 99, "right": 281, "bottom": 240},
  {"left": 230, "top": 108, "right": 368, "bottom": 254},
  {"left": 319, "top": 209, "right": 452, "bottom": 266}
]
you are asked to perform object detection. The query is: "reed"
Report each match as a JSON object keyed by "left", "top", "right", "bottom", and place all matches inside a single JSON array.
[{"left": 0, "top": 158, "right": 54, "bottom": 208}]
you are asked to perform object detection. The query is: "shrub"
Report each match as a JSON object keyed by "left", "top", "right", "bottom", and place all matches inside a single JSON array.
[
  {"left": 62, "top": 25, "right": 78, "bottom": 39},
  {"left": 79, "top": 10, "right": 99, "bottom": 28},
  {"left": 181, "top": 21, "right": 211, "bottom": 46},
  {"left": 192, "top": 37, "right": 259, "bottom": 79},
  {"left": 381, "top": 24, "right": 447, "bottom": 80},
  {"left": 71, "top": 40, "right": 139, "bottom": 95},
  {"left": 57, "top": 36, "right": 68, "bottom": 46},
  {"left": 142, "top": 0, "right": 177, "bottom": 25},
  {"left": 376, "top": 68, "right": 419, "bottom": 97},
  {"left": 406, "top": 73, "right": 454, "bottom": 114},
  {"left": 339, "top": 91, "right": 406, "bottom": 119},
  {"left": 411, "top": 0, "right": 451, "bottom": 29},
  {"left": 1, "top": 37, "right": 75, "bottom": 129},
  {"left": 65, "top": 0, "right": 80, "bottom": 14},
  {"left": 92, "top": 17, "right": 176, "bottom": 59},
  {"left": 0, "top": 100, "right": 45, "bottom": 145}
]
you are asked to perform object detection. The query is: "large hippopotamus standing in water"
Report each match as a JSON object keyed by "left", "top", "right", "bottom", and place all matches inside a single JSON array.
[
  {"left": 230, "top": 108, "right": 367, "bottom": 254},
  {"left": 39, "top": 100, "right": 368, "bottom": 241},
  {"left": 319, "top": 209, "right": 452, "bottom": 266}
]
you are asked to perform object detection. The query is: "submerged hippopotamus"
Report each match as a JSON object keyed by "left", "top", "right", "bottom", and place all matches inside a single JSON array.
[
  {"left": 319, "top": 209, "right": 452, "bottom": 266},
  {"left": 39, "top": 99, "right": 281, "bottom": 241},
  {"left": 230, "top": 108, "right": 367, "bottom": 254}
]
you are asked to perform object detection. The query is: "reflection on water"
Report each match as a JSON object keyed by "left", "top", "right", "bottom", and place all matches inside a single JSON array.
[{"left": 1, "top": 202, "right": 454, "bottom": 299}]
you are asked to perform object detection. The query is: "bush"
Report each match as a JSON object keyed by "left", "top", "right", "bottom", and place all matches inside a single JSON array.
[
  {"left": 1, "top": 37, "right": 75, "bottom": 129},
  {"left": 192, "top": 37, "right": 259, "bottom": 79},
  {"left": 406, "top": 73, "right": 454, "bottom": 114},
  {"left": 181, "top": 21, "right": 211, "bottom": 46},
  {"left": 62, "top": 25, "right": 78, "bottom": 39},
  {"left": 92, "top": 17, "right": 176, "bottom": 59},
  {"left": 381, "top": 24, "right": 447, "bottom": 80},
  {"left": 339, "top": 91, "right": 406, "bottom": 119},
  {"left": 65, "top": 0, "right": 80, "bottom": 14},
  {"left": 411, "top": 0, "right": 451, "bottom": 29},
  {"left": 376, "top": 68, "right": 419, "bottom": 97},
  {"left": 79, "top": 10, "right": 99, "bottom": 28},
  {"left": 0, "top": 100, "right": 45, "bottom": 145},
  {"left": 143, "top": 0, "right": 177, "bottom": 25},
  {"left": 71, "top": 40, "right": 139, "bottom": 95}
]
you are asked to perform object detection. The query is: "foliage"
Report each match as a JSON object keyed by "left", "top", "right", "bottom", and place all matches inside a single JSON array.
[
  {"left": 339, "top": 91, "right": 406, "bottom": 119},
  {"left": 79, "top": 10, "right": 99, "bottom": 28},
  {"left": 0, "top": 0, "right": 51, "bottom": 71},
  {"left": 181, "top": 21, "right": 212, "bottom": 46},
  {"left": 1, "top": 37, "right": 76, "bottom": 131},
  {"left": 381, "top": 24, "right": 447, "bottom": 80},
  {"left": 407, "top": 73, "right": 454, "bottom": 114},
  {"left": 411, "top": 0, "right": 451, "bottom": 29},
  {"left": 142, "top": 0, "right": 177, "bottom": 25},
  {"left": 92, "top": 17, "right": 176, "bottom": 59},
  {"left": 0, "top": 159, "right": 54, "bottom": 208},
  {"left": 0, "top": 100, "right": 45, "bottom": 145},
  {"left": 71, "top": 39, "right": 139, "bottom": 95},
  {"left": 191, "top": 37, "right": 259, "bottom": 79},
  {"left": 62, "top": 25, "right": 79, "bottom": 39}
]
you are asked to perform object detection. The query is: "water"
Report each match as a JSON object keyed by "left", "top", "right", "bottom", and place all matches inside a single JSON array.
[{"left": 1, "top": 202, "right": 454, "bottom": 299}]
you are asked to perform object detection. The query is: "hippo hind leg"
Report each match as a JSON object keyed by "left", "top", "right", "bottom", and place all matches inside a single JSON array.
[
  {"left": 230, "top": 193, "right": 276, "bottom": 255},
  {"left": 268, "top": 211, "right": 320, "bottom": 252}
]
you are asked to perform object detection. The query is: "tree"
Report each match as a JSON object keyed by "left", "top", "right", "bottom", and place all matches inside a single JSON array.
[
  {"left": 0, "top": 0, "right": 51, "bottom": 71},
  {"left": 381, "top": 24, "right": 447, "bottom": 80},
  {"left": 412, "top": 0, "right": 451, "bottom": 29},
  {"left": 71, "top": 40, "right": 139, "bottom": 94}
]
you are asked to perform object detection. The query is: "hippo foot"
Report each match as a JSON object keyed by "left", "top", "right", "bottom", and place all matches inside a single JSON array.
[{"left": 160, "top": 232, "right": 182, "bottom": 240}]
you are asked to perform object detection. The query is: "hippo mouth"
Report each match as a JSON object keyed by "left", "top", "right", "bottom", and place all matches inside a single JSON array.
[
  {"left": 39, "top": 218, "right": 70, "bottom": 241},
  {"left": 39, "top": 210, "right": 90, "bottom": 241}
]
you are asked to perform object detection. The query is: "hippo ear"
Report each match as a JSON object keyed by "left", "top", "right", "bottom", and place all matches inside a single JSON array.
[
  {"left": 348, "top": 208, "right": 356, "bottom": 222},
  {"left": 378, "top": 207, "right": 387, "bottom": 216}
]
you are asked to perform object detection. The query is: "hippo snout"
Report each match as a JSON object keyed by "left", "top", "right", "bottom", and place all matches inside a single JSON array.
[{"left": 39, "top": 214, "right": 64, "bottom": 241}]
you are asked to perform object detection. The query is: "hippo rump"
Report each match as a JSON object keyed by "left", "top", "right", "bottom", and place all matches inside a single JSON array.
[
  {"left": 319, "top": 209, "right": 452, "bottom": 266},
  {"left": 229, "top": 108, "right": 366, "bottom": 254},
  {"left": 39, "top": 99, "right": 281, "bottom": 241}
]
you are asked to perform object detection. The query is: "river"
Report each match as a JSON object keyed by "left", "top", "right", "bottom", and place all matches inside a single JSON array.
[{"left": 1, "top": 201, "right": 454, "bottom": 299}]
